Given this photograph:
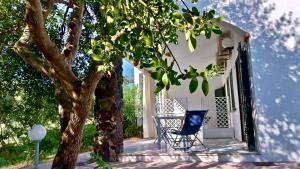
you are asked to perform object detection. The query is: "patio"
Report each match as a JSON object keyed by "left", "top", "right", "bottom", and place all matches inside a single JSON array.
[{"left": 120, "top": 138, "right": 256, "bottom": 163}]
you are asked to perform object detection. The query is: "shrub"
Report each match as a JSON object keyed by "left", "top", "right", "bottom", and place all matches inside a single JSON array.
[
  {"left": 90, "top": 152, "right": 112, "bottom": 169},
  {"left": 123, "top": 83, "right": 143, "bottom": 138},
  {"left": 81, "top": 124, "right": 96, "bottom": 151},
  {"left": 0, "top": 124, "right": 96, "bottom": 168},
  {"left": 0, "top": 143, "right": 31, "bottom": 167},
  {"left": 39, "top": 128, "right": 59, "bottom": 155},
  {"left": 124, "top": 124, "right": 143, "bottom": 138}
]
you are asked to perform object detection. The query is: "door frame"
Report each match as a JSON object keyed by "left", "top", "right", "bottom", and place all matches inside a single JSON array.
[{"left": 236, "top": 41, "right": 257, "bottom": 151}]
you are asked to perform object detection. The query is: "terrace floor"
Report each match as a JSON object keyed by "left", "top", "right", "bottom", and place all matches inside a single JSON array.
[
  {"left": 123, "top": 138, "right": 248, "bottom": 154},
  {"left": 119, "top": 138, "right": 257, "bottom": 163},
  {"left": 23, "top": 138, "right": 263, "bottom": 169}
]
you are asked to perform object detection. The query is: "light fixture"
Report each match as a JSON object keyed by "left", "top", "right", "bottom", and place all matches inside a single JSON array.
[
  {"left": 221, "top": 37, "right": 234, "bottom": 49},
  {"left": 28, "top": 124, "right": 47, "bottom": 169}
]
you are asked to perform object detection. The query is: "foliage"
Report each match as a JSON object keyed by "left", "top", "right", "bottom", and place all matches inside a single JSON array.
[
  {"left": 90, "top": 152, "right": 112, "bottom": 169},
  {"left": 124, "top": 124, "right": 143, "bottom": 138},
  {"left": 81, "top": 124, "right": 96, "bottom": 151},
  {"left": 0, "top": 144, "right": 31, "bottom": 167},
  {"left": 0, "top": 55, "right": 57, "bottom": 146},
  {"left": 39, "top": 128, "right": 60, "bottom": 154},
  {"left": 87, "top": 0, "right": 223, "bottom": 95},
  {"left": 123, "top": 84, "right": 142, "bottom": 124},
  {"left": 0, "top": 124, "right": 95, "bottom": 168},
  {"left": 122, "top": 80, "right": 143, "bottom": 138}
]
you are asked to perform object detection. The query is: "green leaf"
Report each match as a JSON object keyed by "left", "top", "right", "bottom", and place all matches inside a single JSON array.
[
  {"left": 202, "top": 79, "right": 209, "bottom": 96},
  {"left": 172, "top": 12, "right": 182, "bottom": 19},
  {"left": 200, "top": 71, "right": 208, "bottom": 80},
  {"left": 205, "top": 30, "right": 211, "bottom": 39},
  {"left": 162, "top": 73, "right": 169, "bottom": 86},
  {"left": 192, "top": 7, "right": 200, "bottom": 16},
  {"left": 154, "top": 86, "right": 164, "bottom": 94},
  {"left": 185, "top": 30, "right": 191, "bottom": 41},
  {"left": 92, "top": 54, "right": 102, "bottom": 62},
  {"left": 206, "top": 64, "right": 213, "bottom": 70},
  {"left": 188, "top": 33, "right": 196, "bottom": 52},
  {"left": 212, "top": 26, "right": 222, "bottom": 34},
  {"left": 177, "top": 74, "right": 186, "bottom": 80},
  {"left": 150, "top": 70, "right": 162, "bottom": 80},
  {"left": 189, "top": 78, "right": 198, "bottom": 93},
  {"left": 133, "top": 47, "right": 142, "bottom": 61},
  {"left": 107, "top": 16, "right": 114, "bottom": 23},
  {"left": 143, "top": 36, "right": 152, "bottom": 46},
  {"left": 182, "top": 12, "right": 193, "bottom": 25},
  {"left": 208, "top": 10, "right": 215, "bottom": 19},
  {"left": 216, "top": 16, "right": 224, "bottom": 24}
]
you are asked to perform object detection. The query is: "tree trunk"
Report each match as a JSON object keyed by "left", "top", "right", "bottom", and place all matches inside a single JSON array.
[
  {"left": 54, "top": 82, "right": 72, "bottom": 132},
  {"left": 114, "top": 59, "right": 124, "bottom": 154},
  {"left": 94, "top": 59, "right": 123, "bottom": 161},
  {"left": 51, "top": 82, "right": 92, "bottom": 169}
]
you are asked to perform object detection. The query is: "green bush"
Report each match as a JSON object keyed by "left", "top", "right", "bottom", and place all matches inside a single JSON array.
[
  {"left": 90, "top": 152, "right": 112, "bottom": 169},
  {"left": 123, "top": 83, "right": 143, "bottom": 138},
  {"left": 0, "top": 158, "right": 9, "bottom": 166},
  {"left": 0, "top": 143, "right": 32, "bottom": 167},
  {"left": 124, "top": 124, "right": 143, "bottom": 138},
  {"left": 39, "top": 128, "right": 59, "bottom": 155},
  {"left": 0, "top": 124, "right": 96, "bottom": 168},
  {"left": 81, "top": 124, "right": 96, "bottom": 151}
]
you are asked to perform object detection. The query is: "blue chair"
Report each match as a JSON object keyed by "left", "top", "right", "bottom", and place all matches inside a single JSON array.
[{"left": 170, "top": 110, "right": 208, "bottom": 151}]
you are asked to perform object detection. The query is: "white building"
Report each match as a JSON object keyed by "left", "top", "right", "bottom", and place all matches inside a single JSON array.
[{"left": 132, "top": 0, "right": 300, "bottom": 163}]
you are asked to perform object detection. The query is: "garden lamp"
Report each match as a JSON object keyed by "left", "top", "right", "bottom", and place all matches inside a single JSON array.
[{"left": 28, "top": 124, "right": 47, "bottom": 169}]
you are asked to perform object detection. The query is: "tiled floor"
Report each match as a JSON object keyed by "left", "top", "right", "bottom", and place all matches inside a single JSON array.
[
  {"left": 110, "top": 161, "right": 300, "bottom": 169},
  {"left": 22, "top": 139, "right": 300, "bottom": 169},
  {"left": 123, "top": 138, "right": 249, "bottom": 155}
]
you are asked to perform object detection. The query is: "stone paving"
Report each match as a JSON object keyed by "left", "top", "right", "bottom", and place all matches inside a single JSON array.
[
  {"left": 110, "top": 162, "right": 300, "bottom": 169},
  {"left": 22, "top": 139, "right": 300, "bottom": 169},
  {"left": 24, "top": 160, "right": 300, "bottom": 169}
]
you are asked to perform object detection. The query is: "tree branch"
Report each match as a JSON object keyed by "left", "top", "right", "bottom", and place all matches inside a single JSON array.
[
  {"left": 62, "top": 2, "right": 84, "bottom": 64},
  {"left": 54, "top": 0, "right": 72, "bottom": 7},
  {"left": 24, "top": 0, "right": 79, "bottom": 98},
  {"left": 59, "top": 6, "right": 70, "bottom": 48},
  {"left": 82, "top": 62, "right": 103, "bottom": 97},
  {"left": 139, "top": 0, "right": 183, "bottom": 74},
  {"left": 180, "top": 0, "right": 192, "bottom": 14},
  {"left": 42, "top": 0, "right": 55, "bottom": 19},
  {"left": 13, "top": 26, "right": 52, "bottom": 77}
]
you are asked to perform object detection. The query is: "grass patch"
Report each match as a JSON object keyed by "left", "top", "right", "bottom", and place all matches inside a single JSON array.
[{"left": 0, "top": 124, "right": 95, "bottom": 168}]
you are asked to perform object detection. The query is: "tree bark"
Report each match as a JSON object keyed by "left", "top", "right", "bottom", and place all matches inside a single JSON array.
[
  {"left": 13, "top": 0, "right": 104, "bottom": 168},
  {"left": 94, "top": 59, "right": 123, "bottom": 161},
  {"left": 54, "top": 82, "right": 73, "bottom": 132},
  {"left": 115, "top": 59, "right": 124, "bottom": 154},
  {"left": 52, "top": 82, "right": 93, "bottom": 169}
]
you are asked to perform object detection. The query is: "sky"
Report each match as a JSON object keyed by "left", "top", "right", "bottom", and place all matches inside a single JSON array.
[
  {"left": 122, "top": 59, "right": 134, "bottom": 80},
  {"left": 267, "top": 0, "right": 300, "bottom": 20}
]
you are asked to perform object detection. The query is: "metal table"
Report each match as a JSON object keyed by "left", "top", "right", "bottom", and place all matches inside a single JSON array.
[{"left": 153, "top": 115, "right": 185, "bottom": 149}]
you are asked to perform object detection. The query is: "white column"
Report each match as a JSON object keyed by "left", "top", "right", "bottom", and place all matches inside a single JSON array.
[
  {"left": 142, "top": 71, "right": 156, "bottom": 138},
  {"left": 134, "top": 67, "right": 143, "bottom": 126}
]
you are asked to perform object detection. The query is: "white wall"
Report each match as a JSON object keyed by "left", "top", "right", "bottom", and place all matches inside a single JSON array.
[
  {"left": 162, "top": 23, "right": 245, "bottom": 140},
  {"left": 187, "top": 0, "right": 300, "bottom": 162},
  {"left": 167, "top": 32, "right": 219, "bottom": 112}
]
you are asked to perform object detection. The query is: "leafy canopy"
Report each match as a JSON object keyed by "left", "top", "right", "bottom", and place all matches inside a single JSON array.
[{"left": 86, "top": 0, "right": 223, "bottom": 95}]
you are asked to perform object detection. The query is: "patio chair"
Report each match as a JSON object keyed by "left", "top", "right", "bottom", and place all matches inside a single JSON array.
[
  {"left": 152, "top": 116, "right": 171, "bottom": 144},
  {"left": 170, "top": 110, "right": 208, "bottom": 151}
]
